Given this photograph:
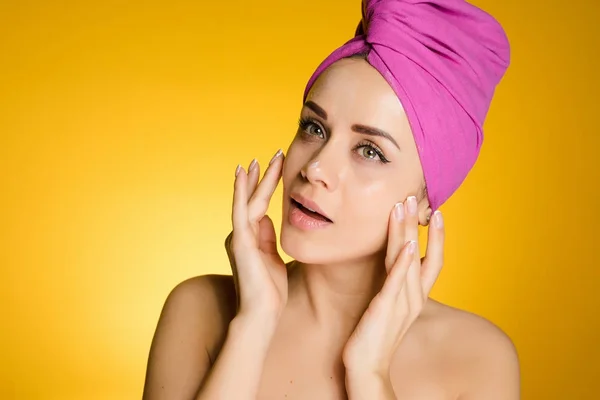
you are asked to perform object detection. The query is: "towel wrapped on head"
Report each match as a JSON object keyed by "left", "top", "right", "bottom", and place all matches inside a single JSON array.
[{"left": 303, "top": 0, "right": 511, "bottom": 211}]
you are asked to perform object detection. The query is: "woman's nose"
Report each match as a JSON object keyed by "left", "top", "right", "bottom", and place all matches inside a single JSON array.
[{"left": 299, "top": 148, "right": 340, "bottom": 191}]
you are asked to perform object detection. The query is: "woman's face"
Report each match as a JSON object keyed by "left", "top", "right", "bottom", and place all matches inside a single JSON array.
[{"left": 280, "top": 57, "right": 428, "bottom": 265}]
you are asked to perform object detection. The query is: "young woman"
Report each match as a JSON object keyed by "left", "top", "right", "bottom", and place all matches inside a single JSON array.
[{"left": 143, "top": 1, "right": 519, "bottom": 399}]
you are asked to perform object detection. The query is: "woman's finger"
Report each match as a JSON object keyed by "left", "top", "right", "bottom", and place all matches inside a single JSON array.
[
  {"left": 232, "top": 165, "right": 250, "bottom": 243},
  {"left": 404, "top": 241, "right": 423, "bottom": 309},
  {"left": 380, "top": 240, "right": 415, "bottom": 299},
  {"left": 421, "top": 210, "right": 445, "bottom": 296},
  {"left": 246, "top": 158, "right": 260, "bottom": 199},
  {"left": 404, "top": 196, "right": 423, "bottom": 306},
  {"left": 224, "top": 231, "right": 241, "bottom": 311},
  {"left": 248, "top": 149, "right": 284, "bottom": 221},
  {"left": 384, "top": 202, "right": 405, "bottom": 273},
  {"left": 404, "top": 196, "right": 419, "bottom": 243}
]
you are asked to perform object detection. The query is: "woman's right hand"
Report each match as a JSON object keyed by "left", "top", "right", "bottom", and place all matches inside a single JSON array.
[{"left": 225, "top": 149, "right": 288, "bottom": 323}]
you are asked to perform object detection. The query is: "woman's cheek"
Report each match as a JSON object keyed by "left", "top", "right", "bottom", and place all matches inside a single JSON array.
[
  {"left": 282, "top": 141, "right": 305, "bottom": 184},
  {"left": 358, "top": 179, "right": 389, "bottom": 200}
]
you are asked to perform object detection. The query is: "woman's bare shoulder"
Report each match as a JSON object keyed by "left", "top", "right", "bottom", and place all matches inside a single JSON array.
[
  {"left": 171, "top": 274, "right": 236, "bottom": 308},
  {"left": 167, "top": 274, "right": 237, "bottom": 334},
  {"left": 143, "top": 275, "right": 236, "bottom": 399},
  {"left": 420, "top": 299, "right": 520, "bottom": 398},
  {"left": 424, "top": 299, "right": 515, "bottom": 345}
]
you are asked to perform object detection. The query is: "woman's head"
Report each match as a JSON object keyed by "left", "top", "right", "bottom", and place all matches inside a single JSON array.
[
  {"left": 301, "top": 0, "right": 510, "bottom": 212},
  {"left": 279, "top": 0, "right": 510, "bottom": 264},
  {"left": 280, "top": 57, "right": 431, "bottom": 265}
]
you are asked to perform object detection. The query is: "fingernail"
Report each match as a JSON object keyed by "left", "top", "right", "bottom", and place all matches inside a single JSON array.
[
  {"left": 249, "top": 158, "right": 257, "bottom": 171},
  {"left": 408, "top": 240, "right": 417, "bottom": 254},
  {"left": 394, "top": 202, "right": 404, "bottom": 221},
  {"left": 434, "top": 210, "right": 443, "bottom": 228},
  {"left": 235, "top": 164, "right": 241, "bottom": 177},
  {"left": 269, "top": 149, "right": 283, "bottom": 165},
  {"left": 407, "top": 196, "right": 417, "bottom": 215}
]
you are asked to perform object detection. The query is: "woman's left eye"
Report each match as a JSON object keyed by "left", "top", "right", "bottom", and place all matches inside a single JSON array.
[
  {"left": 357, "top": 143, "right": 390, "bottom": 163},
  {"left": 361, "top": 146, "right": 378, "bottom": 160},
  {"left": 298, "top": 118, "right": 324, "bottom": 138}
]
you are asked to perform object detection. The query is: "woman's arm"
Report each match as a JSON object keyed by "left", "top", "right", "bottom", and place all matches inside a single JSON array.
[
  {"left": 144, "top": 154, "right": 287, "bottom": 399},
  {"left": 142, "top": 275, "right": 277, "bottom": 400},
  {"left": 345, "top": 372, "right": 396, "bottom": 399},
  {"left": 196, "top": 313, "right": 277, "bottom": 399},
  {"left": 458, "top": 328, "right": 520, "bottom": 400},
  {"left": 142, "top": 276, "right": 216, "bottom": 400}
]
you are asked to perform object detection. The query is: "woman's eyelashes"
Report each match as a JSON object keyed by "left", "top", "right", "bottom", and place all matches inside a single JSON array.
[
  {"left": 297, "top": 116, "right": 391, "bottom": 164},
  {"left": 353, "top": 140, "right": 390, "bottom": 164},
  {"left": 298, "top": 116, "right": 325, "bottom": 139}
]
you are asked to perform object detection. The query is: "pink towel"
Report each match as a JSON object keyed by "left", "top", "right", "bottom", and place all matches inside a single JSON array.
[{"left": 303, "top": 0, "right": 511, "bottom": 211}]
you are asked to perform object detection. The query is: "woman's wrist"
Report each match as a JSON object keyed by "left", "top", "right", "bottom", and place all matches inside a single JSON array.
[
  {"left": 229, "top": 312, "right": 280, "bottom": 348},
  {"left": 345, "top": 370, "right": 396, "bottom": 399},
  {"left": 195, "top": 313, "right": 280, "bottom": 399}
]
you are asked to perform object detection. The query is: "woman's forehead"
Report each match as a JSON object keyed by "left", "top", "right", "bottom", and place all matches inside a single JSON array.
[{"left": 304, "top": 59, "right": 411, "bottom": 138}]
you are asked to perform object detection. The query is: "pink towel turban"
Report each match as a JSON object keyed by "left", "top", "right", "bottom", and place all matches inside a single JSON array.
[{"left": 303, "top": 0, "right": 511, "bottom": 211}]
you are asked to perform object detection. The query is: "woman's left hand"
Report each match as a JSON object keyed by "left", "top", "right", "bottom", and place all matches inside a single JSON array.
[{"left": 342, "top": 195, "right": 445, "bottom": 379}]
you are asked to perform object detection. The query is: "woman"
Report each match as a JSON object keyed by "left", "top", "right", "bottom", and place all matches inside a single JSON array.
[{"left": 143, "top": 0, "right": 519, "bottom": 399}]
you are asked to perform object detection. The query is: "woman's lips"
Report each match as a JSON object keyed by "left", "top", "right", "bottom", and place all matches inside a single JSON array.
[
  {"left": 288, "top": 198, "right": 333, "bottom": 230},
  {"left": 289, "top": 194, "right": 332, "bottom": 222}
]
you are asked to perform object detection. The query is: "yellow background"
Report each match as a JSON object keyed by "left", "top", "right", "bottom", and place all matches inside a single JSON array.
[{"left": 1, "top": 0, "right": 598, "bottom": 398}]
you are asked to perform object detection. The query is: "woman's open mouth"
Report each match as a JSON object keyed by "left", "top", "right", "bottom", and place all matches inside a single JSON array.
[{"left": 288, "top": 197, "right": 333, "bottom": 230}]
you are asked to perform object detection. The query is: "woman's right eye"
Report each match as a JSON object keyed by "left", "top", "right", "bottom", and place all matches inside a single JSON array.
[{"left": 298, "top": 118, "right": 324, "bottom": 139}]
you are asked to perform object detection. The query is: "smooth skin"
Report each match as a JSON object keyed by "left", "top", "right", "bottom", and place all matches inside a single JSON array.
[{"left": 143, "top": 58, "right": 520, "bottom": 399}]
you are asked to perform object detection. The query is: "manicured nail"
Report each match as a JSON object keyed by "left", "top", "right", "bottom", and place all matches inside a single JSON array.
[
  {"left": 408, "top": 240, "right": 417, "bottom": 254},
  {"left": 394, "top": 202, "right": 404, "bottom": 221},
  {"left": 269, "top": 149, "right": 283, "bottom": 165},
  {"left": 249, "top": 158, "right": 257, "bottom": 171},
  {"left": 235, "top": 164, "right": 241, "bottom": 177},
  {"left": 434, "top": 210, "right": 443, "bottom": 228},
  {"left": 407, "top": 196, "right": 417, "bottom": 215}
]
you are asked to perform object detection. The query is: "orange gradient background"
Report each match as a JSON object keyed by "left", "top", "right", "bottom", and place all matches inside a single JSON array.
[{"left": 1, "top": 1, "right": 598, "bottom": 399}]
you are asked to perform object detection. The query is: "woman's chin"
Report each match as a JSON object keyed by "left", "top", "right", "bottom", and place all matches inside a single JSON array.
[
  {"left": 280, "top": 224, "right": 387, "bottom": 267},
  {"left": 280, "top": 230, "right": 336, "bottom": 265}
]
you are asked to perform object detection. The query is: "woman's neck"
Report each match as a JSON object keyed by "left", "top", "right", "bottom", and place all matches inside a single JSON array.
[{"left": 287, "top": 254, "right": 388, "bottom": 335}]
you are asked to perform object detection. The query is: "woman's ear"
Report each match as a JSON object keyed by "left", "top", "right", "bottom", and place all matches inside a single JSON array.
[
  {"left": 418, "top": 183, "right": 431, "bottom": 226},
  {"left": 419, "top": 206, "right": 433, "bottom": 226},
  {"left": 417, "top": 190, "right": 432, "bottom": 226}
]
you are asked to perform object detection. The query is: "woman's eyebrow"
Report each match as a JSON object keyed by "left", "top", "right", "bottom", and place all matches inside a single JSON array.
[
  {"left": 303, "top": 100, "right": 400, "bottom": 150},
  {"left": 304, "top": 101, "right": 328, "bottom": 119},
  {"left": 352, "top": 124, "right": 400, "bottom": 150}
]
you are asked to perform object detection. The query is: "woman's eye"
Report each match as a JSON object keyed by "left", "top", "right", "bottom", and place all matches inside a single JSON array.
[
  {"left": 306, "top": 123, "right": 323, "bottom": 137},
  {"left": 356, "top": 143, "right": 390, "bottom": 163},
  {"left": 299, "top": 118, "right": 324, "bottom": 138},
  {"left": 360, "top": 145, "right": 380, "bottom": 160}
]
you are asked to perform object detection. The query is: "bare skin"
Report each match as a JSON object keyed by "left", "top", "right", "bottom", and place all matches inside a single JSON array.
[
  {"left": 142, "top": 58, "right": 519, "bottom": 399},
  {"left": 144, "top": 274, "right": 518, "bottom": 399}
]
